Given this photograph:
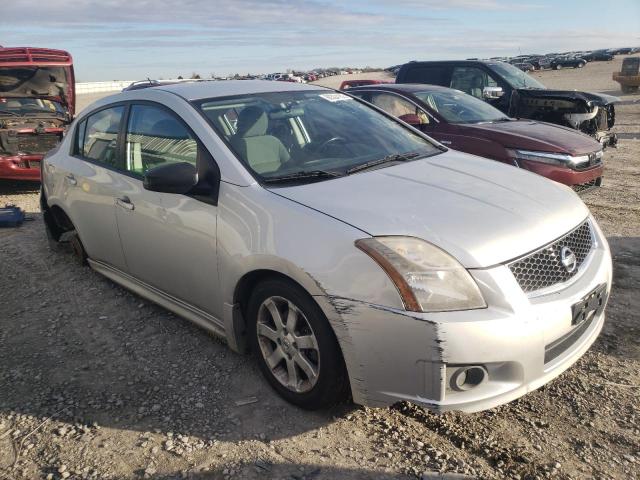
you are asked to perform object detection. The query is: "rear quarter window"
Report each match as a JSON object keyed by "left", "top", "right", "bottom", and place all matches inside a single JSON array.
[{"left": 401, "top": 66, "right": 450, "bottom": 86}]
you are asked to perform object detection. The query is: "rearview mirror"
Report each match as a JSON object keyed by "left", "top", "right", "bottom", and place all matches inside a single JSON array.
[
  {"left": 143, "top": 162, "right": 198, "bottom": 194},
  {"left": 483, "top": 86, "right": 504, "bottom": 99}
]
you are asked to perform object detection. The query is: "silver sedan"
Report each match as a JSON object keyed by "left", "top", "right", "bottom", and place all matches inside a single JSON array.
[{"left": 41, "top": 80, "right": 612, "bottom": 411}]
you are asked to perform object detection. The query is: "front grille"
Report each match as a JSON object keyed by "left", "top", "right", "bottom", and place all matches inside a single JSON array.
[{"left": 508, "top": 220, "right": 594, "bottom": 293}]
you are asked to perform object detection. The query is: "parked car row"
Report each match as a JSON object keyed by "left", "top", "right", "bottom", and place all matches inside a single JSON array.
[
  {"left": 454, "top": 46, "right": 639, "bottom": 73},
  {"left": 40, "top": 80, "right": 613, "bottom": 413}
]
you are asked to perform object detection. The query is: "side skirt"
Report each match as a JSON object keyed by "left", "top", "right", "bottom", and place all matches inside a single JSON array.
[{"left": 88, "top": 259, "right": 227, "bottom": 341}]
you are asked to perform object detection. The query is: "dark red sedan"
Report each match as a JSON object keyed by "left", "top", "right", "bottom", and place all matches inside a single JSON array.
[{"left": 348, "top": 84, "right": 604, "bottom": 192}]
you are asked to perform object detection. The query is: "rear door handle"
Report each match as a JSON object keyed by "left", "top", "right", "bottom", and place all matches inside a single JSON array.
[
  {"left": 65, "top": 174, "right": 77, "bottom": 185},
  {"left": 115, "top": 196, "right": 135, "bottom": 211}
]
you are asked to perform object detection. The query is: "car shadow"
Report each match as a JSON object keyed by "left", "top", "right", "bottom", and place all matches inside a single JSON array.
[
  {"left": 0, "top": 179, "right": 40, "bottom": 195},
  {"left": 592, "top": 237, "right": 640, "bottom": 362},
  {"left": 142, "top": 463, "right": 419, "bottom": 480}
]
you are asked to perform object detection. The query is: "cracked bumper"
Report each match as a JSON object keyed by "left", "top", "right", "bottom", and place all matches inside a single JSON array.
[{"left": 318, "top": 221, "right": 612, "bottom": 413}]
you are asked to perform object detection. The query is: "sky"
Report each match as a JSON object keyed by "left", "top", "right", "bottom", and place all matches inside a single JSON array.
[{"left": 2, "top": 0, "right": 639, "bottom": 81}]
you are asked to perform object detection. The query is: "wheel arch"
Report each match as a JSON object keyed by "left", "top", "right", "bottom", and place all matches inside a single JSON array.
[
  {"left": 226, "top": 267, "right": 329, "bottom": 353},
  {"left": 41, "top": 189, "right": 75, "bottom": 240}
]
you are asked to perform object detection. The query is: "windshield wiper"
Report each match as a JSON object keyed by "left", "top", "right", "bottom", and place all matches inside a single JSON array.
[
  {"left": 346, "top": 152, "right": 421, "bottom": 175},
  {"left": 262, "top": 170, "right": 342, "bottom": 184}
]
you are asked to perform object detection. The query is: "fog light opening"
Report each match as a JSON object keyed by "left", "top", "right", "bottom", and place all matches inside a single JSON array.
[{"left": 451, "top": 366, "right": 487, "bottom": 392}]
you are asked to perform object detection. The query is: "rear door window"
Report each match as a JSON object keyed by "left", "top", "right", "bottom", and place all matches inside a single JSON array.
[
  {"left": 450, "top": 67, "right": 498, "bottom": 99},
  {"left": 124, "top": 104, "right": 198, "bottom": 176},
  {"left": 403, "top": 66, "right": 450, "bottom": 86},
  {"left": 80, "top": 106, "right": 125, "bottom": 167}
]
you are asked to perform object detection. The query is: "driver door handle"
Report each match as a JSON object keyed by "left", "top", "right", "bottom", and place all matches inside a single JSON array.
[{"left": 115, "top": 196, "right": 135, "bottom": 211}]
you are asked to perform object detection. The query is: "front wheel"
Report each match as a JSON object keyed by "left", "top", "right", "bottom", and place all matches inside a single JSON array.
[
  {"left": 577, "top": 62, "right": 585, "bottom": 68},
  {"left": 247, "top": 278, "right": 349, "bottom": 409},
  {"left": 554, "top": 64, "right": 562, "bottom": 70}
]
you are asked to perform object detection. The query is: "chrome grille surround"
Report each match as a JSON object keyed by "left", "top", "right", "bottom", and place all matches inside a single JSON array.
[{"left": 508, "top": 220, "right": 594, "bottom": 294}]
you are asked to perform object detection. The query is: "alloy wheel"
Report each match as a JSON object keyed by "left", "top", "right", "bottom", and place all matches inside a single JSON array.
[{"left": 256, "top": 296, "right": 320, "bottom": 393}]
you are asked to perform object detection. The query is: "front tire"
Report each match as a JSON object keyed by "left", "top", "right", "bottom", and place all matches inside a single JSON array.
[
  {"left": 247, "top": 278, "right": 349, "bottom": 410},
  {"left": 554, "top": 64, "right": 562, "bottom": 70}
]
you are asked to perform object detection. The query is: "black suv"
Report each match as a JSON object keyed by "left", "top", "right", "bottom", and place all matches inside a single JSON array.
[{"left": 396, "top": 60, "right": 618, "bottom": 146}]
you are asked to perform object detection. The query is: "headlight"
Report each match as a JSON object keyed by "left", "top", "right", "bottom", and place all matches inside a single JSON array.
[
  {"left": 509, "top": 149, "right": 602, "bottom": 169},
  {"left": 355, "top": 237, "right": 486, "bottom": 313}
]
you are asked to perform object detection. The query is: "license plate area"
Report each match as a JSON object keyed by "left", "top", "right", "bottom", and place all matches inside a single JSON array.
[
  {"left": 544, "top": 283, "right": 608, "bottom": 364},
  {"left": 571, "top": 283, "right": 608, "bottom": 326}
]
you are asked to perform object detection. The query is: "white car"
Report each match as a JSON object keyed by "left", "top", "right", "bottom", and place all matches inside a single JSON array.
[{"left": 41, "top": 80, "right": 612, "bottom": 411}]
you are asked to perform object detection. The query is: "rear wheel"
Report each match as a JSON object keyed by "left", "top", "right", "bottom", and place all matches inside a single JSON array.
[
  {"left": 554, "top": 64, "right": 562, "bottom": 70},
  {"left": 69, "top": 232, "right": 88, "bottom": 265},
  {"left": 247, "top": 278, "right": 349, "bottom": 409},
  {"left": 577, "top": 62, "right": 585, "bottom": 68}
]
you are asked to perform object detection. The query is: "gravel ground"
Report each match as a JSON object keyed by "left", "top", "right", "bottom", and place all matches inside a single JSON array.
[{"left": 1, "top": 57, "right": 639, "bottom": 480}]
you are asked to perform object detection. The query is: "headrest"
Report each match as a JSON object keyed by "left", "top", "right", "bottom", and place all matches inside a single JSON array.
[{"left": 236, "top": 106, "right": 268, "bottom": 137}]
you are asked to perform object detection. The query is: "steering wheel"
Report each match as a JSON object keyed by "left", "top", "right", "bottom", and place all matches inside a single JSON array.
[{"left": 316, "top": 136, "right": 347, "bottom": 152}]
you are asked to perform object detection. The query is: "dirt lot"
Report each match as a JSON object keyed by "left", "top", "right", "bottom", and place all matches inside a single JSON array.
[{"left": 1, "top": 57, "right": 639, "bottom": 480}]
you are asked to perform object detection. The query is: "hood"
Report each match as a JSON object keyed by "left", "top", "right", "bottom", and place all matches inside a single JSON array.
[
  {"left": 271, "top": 150, "right": 589, "bottom": 268},
  {"left": 464, "top": 120, "right": 602, "bottom": 156},
  {"left": 515, "top": 88, "right": 619, "bottom": 108},
  {"left": 0, "top": 65, "right": 74, "bottom": 115}
]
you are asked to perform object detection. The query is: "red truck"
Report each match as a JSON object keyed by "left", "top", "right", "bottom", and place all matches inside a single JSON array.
[{"left": 0, "top": 47, "right": 75, "bottom": 181}]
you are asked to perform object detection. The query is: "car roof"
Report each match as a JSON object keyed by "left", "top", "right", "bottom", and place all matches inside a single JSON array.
[
  {"left": 152, "top": 79, "right": 328, "bottom": 101},
  {"left": 347, "top": 83, "right": 453, "bottom": 94}
]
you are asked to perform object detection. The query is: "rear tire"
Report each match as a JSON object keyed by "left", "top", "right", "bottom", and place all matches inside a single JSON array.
[
  {"left": 554, "top": 64, "right": 562, "bottom": 70},
  {"left": 247, "top": 278, "right": 349, "bottom": 410},
  {"left": 577, "top": 62, "right": 585, "bottom": 68},
  {"left": 69, "top": 232, "right": 88, "bottom": 265}
]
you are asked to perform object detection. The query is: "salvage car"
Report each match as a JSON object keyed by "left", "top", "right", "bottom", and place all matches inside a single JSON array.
[
  {"left": 0, "top": 47, "right": 74, "bottom": 181},
  {"left": 395, "top": 60, "right": 618, "bottom": 146},
  {"left": 348, "top": 84, "right": 604, "bottom": 192},
  {"left": 41, "top": 80, "right": 612, "bottom": 412}
]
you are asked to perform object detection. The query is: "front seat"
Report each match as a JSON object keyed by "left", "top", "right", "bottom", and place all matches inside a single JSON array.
[
  {"left": 231, "top": 106, "right": 290, "bottom": 174},
  {"left": 469, "top": 75, "right": 484, "bottom": 99}
]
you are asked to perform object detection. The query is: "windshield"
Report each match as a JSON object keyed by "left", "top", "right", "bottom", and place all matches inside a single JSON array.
[
  {"left": 0, "top": 97, "right": 65, "bottom": 116},
  {"left": 488, "top": 62, "right": 546, "bottom": 89},
  {"left": 0, "top": 66, "right": 69, "bottom": 98},
  {"left": 413, "top": 89, "right": 510, "bottom": 124},
  {"left": 195, "top": 90, "right": 441, "bottom": 182}
]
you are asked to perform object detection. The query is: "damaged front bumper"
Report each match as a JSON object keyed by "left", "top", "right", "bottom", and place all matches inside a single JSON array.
[
  {"left": 513, "top": 89, "right": 619, "bottom": 146},
  {"left": 316, "top": 222, "right": 612, "bottom": 413}
]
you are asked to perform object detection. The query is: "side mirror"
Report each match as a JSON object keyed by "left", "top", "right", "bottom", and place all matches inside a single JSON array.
[
  {"left": 398, "top": 113, "right": 423, "bottom": 126},
  {"left": 143, "top": 162, "right": 198, "bottom": 194},
  {"left": 483, "top": 86, "right": 504, "bottom": 99}
]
